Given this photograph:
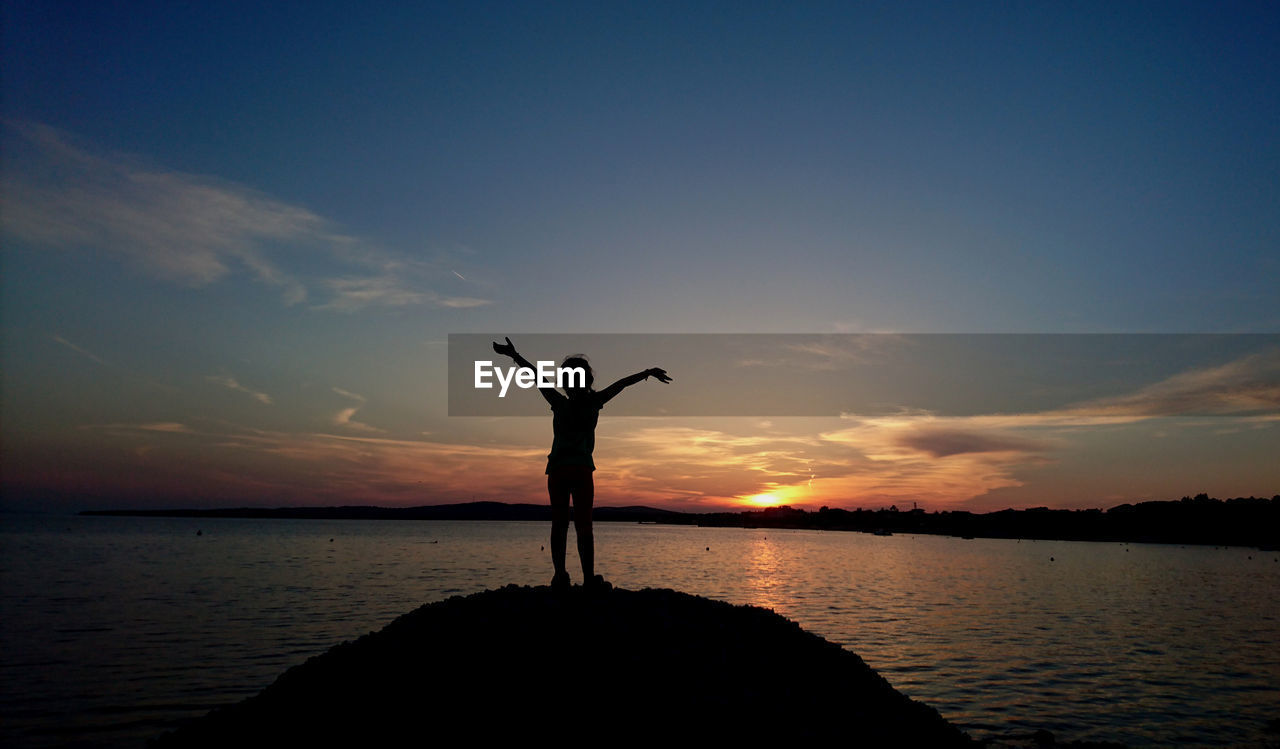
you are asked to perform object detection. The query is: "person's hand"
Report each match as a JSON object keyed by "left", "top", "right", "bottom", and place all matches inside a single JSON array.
[
  {"left": 647, "top": 367, "right": 672, "bottom": 383},
  {"left": 492, "top": 336, "right": 517, "bottom": 358}
]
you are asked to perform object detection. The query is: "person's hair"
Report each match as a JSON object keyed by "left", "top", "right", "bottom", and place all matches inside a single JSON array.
[{"left": 561, "top": 354, "right": 594, "bottom": 391}]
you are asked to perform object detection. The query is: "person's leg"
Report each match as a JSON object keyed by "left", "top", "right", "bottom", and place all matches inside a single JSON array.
[
  {"left": 547, "top": 473, "right": 570, "bottom": 584},
  {"left": 571, "top": 469, "right": 595, "bottom": 582}
]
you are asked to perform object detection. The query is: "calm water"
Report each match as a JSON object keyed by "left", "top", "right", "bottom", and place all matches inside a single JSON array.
[{"left": 1, "top": 514, "right": 1278, "bottom": 747}]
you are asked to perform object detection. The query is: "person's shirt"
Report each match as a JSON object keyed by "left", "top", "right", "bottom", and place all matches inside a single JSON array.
[{"left": 545, "top": 390, "right": 603, "bottom": 473}]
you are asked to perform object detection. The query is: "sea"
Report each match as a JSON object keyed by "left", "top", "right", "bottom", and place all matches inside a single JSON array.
[{"left": 1, "top": 514, "right": 1277, "bottom": 748}]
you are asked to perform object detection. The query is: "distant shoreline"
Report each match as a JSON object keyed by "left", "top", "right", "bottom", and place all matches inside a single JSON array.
[{"left": 82, "top": 494, "right": 1279, "bottom": 548}]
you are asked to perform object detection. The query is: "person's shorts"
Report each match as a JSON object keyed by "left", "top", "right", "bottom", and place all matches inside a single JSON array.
[{"left": 547, "top": 465, "right": 594, "bottom": 504}]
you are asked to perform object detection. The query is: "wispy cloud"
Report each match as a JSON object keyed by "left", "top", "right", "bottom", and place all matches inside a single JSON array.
[
  {"left": 2, "top": 121, "right": 492, "bottom": 311},
  {"left": 4, "top": 122, "right": 318, "bottom": 299},
  {"left": 735, "top": 335, "right": 908, "bottom": 370},
  {"left": 316, "top": 276, "right": 492, "bottom": 312},
  {"left": 52, "top": 335, "right": 110, "bottom": 366},
  {"left": 331, "top": 387, "right": 383, "bottom": 432},
  {"left": 319, "top": 277, "right": 429, "bottom": 310},
  {"left": 208, "top": 428, "right": 544, "bottom": 505},
  {"left": 331, "top": 386, "right": 364, "bottom": 402},
  {"left": 83, "top": 421, "right": 194, "bottom": 434},
  {"left": 1060, "top": 348, "right": 1280, "bottom": 418},
  {"left": 59, "top": 421, "right": 549, "bottom": 505},
  {"left": 206, "top": 374, "right": 273, "bottom": 405},
  {"left": 895, "top": 428, "right": 1049, "bottom": 458},
  {"left": 435, "top": 294, "right": 491, "bottom": 309},
  {"left": 136, "top": 422, "right": 194, "bottom": 433},
  {"left": 910, "top": 348, "right": 1280, "bottom": 430}
]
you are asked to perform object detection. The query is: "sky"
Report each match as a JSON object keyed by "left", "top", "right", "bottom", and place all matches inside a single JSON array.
[{"left": 2, "top": 1, "right": 1277, "bottom": 513}]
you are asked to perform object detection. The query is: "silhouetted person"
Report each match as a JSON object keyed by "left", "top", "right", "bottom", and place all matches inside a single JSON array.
[{"left": 492, "top": 336, "right": 671, "bottom": 591}]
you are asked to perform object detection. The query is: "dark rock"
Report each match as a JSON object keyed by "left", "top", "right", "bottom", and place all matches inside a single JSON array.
[{"left": 152, "top": 585, "right": 973, "bottom": 746}]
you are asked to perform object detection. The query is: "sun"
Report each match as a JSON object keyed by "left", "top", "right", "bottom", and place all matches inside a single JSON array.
[{"left": 744, "top": 492, "right": 783, "bottom": 508}]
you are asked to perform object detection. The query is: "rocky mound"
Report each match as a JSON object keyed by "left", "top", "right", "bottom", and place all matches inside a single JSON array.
[{"left": 153, "top": 585, "right": 973, "bottom": 746}]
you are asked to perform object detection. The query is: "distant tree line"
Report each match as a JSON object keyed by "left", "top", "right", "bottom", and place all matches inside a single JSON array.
[{"left": 694, "top": 494, "right": 1280, "bottom": 547}]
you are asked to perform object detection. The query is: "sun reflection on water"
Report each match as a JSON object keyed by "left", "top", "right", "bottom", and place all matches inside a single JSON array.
[{"left": 744, "top": 534, "right": 786, "bottom": 612}]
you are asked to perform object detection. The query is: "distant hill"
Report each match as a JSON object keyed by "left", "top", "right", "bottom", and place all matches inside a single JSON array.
[{"left": 83, "top": 493, "right": 1279, "bottom": 547}]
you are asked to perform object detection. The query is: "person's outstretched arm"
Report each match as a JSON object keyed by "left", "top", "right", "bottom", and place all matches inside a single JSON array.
[
  {"left": 598, "top": 367, "right": 672, "bottom": 405},
  {"left": 492, "top": 336, "right": 558, "bottom": 407}
]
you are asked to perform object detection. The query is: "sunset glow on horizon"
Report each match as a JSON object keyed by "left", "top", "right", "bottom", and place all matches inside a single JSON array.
[{"left": 744, "top": 492, "right": 783, "bottom": 508}]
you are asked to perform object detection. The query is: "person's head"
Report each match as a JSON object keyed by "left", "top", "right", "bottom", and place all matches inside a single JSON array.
[{"left": 560, "top": 354, "right": 593, "bottom": 396}]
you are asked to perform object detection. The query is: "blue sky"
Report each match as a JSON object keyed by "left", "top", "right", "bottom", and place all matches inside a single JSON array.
[{"left": 2, "top": 2, "right": 1277, "bottom": 511}]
